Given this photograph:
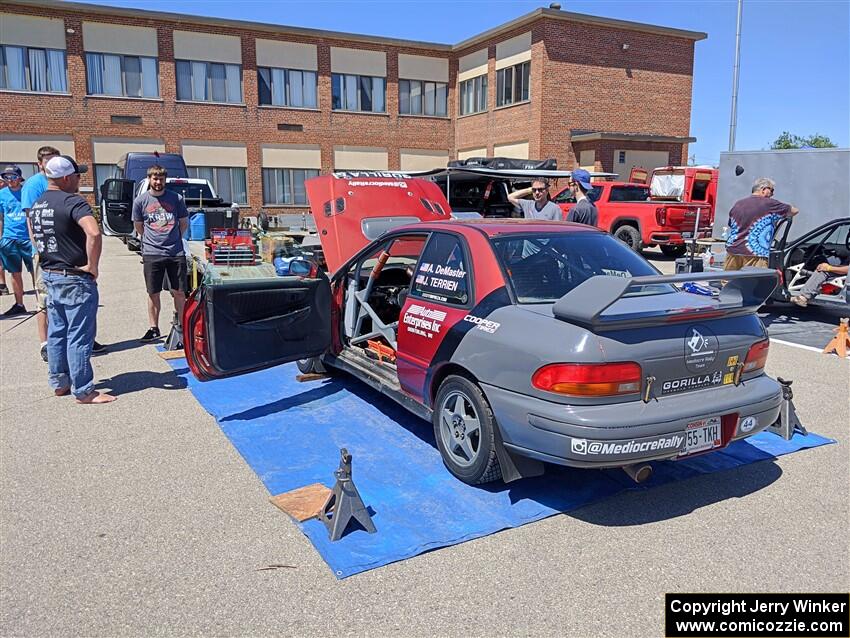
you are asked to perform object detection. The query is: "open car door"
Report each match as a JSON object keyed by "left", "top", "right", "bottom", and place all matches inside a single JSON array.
[
  {"left": 183, "top": 267, "right": 332, "bottom": 381},
  {"left": 100, "top": 178, "right": 136, "bottom": 236}
]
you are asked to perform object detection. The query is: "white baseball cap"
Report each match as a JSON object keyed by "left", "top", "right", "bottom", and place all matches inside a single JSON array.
[{"left": 44, "top": 155, "right": 88, "bottom": 178}]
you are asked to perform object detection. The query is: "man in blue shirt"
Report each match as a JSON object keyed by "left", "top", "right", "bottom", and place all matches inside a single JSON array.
[
  {"left": 21, "top": 146, "right": 60, "bottom": 358},
  {"left": 0, "top": 165, "right": 33, "bottom": 316}
]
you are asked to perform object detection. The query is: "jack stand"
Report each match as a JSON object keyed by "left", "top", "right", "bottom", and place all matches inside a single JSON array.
[
  {"left": 767, "top": 377, "right": 807, "bottom": 440},
  {"left": 163, "top": 311, "right": 183, "bottom": 351},
  {"left": 822, "top": 317, "right": 850, "bottom": 358},
  {"left": 318, "top": 448, "right": 376, "bottom": 542}
]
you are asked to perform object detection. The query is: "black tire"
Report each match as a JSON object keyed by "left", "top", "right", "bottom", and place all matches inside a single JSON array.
[
  {"left": 660, "top": 244, "right": 687, "bottom": 258},
  {"left": 613, "top": 224, "right": 642, "bottom": 253},
  {"left": 433, "top": 375, "right": 502, "bottom": 484},
  {"left": 296, "top": 356, "right": 327, "bottom": 374}
]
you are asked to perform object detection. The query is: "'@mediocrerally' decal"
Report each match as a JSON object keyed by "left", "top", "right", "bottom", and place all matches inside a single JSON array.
[
  {"left": 661, "top": 371, "right": 723, "bottom": 395},
  {"left": 684, "top": 325, "right": 718, "bottom": 372}
]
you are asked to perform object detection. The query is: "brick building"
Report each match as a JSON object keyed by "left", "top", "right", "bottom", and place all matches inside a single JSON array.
[{"left": 0, "top": 0, "right": 705, "bottom": 216}]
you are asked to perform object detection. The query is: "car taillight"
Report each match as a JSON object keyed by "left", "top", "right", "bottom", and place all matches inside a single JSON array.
[
  {"left": 655, "top": 207, "right": 667, "bottom": 225},
  {"left": 532, "top": 362, "right": 642, "bottom": 397},
  {"left": 743, "top": 339, "right": 769, "bottom": 373}
]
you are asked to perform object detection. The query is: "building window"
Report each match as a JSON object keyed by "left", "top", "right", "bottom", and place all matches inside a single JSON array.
[
  {"left": 331, "top": 74, "right": 385, "bottom": 112},
  {"left": 175, "top": 60, "right": 242, "bottom": 103},
  {"left": 257, "top": 67, "right": 317, "bottom": 108},
  {"left": 0, "top": 45, "right": 67, "bottom": 93},
  {"left": 262, "top": 168, "right": 320, "bottom": 205},
  {"left": 399, "top": 79, "right": 447, "bottom": 116},
  {"left": 188, "top": 167, "right": 248, "bottom": 205},
  {"left": 495, "top": 61, "right": 530, "bottom": 107},
  {"left": 618, "top": 151, "right": 627, "bottom": 163},
  {"left": 85, "top": 53, "right": 158, "bottom": 98},
  {"left": 459, "top": 74, "right": 487, "bottom": 116}
]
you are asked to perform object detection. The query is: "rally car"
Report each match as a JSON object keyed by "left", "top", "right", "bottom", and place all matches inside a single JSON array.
[{"left": 184, "top": 174, "right": 784, "bottom": 485}]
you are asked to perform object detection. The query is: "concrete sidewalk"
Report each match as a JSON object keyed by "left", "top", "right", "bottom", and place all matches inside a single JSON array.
[{"left": 1, "top": 238, "right": 848, "bottom": 637}]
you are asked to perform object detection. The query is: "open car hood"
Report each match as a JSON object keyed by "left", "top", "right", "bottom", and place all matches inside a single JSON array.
[{"left": 306, "top": 174, "right": 451, "bottom": 273}]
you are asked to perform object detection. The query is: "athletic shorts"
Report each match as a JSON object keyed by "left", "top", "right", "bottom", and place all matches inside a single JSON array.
[
  {"left": 35, "top": 262, "right": 48, "bottom": 310},
  {"left": 0, "top": 238, "right": 34, "bottom": 274},
  {"left": 143, "top": 255, "right": 188, "bottom": 294}
]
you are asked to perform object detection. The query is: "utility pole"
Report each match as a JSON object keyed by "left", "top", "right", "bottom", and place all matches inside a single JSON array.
[{"left": 728, "top": 0, "right": 744, "bottom": 151}]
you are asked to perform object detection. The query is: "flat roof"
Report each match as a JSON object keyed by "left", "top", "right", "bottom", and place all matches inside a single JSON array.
[
  {"left": 9, "top": 1, "right": 706, "bottom": 52},
  {"left": 571, "top": 131, "right": 698, "bottom": 144}
]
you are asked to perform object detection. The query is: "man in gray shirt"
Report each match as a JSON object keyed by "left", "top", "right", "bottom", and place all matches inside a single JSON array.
[
  {"left": 508, "top": 178, "right": 562, "bottom": 221},
  {"left": 132, "top": 165, "right": 189, "bottom": 343},
  {"left": 565, "top": 169, "right": 598, "bottom": 226}
]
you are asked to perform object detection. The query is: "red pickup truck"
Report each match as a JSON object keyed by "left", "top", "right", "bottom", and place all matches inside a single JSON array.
[{"left": 552, "top": 179, "right": 715, "bottom": 257}]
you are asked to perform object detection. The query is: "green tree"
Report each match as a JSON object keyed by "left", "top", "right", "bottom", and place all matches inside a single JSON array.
[{"left": 771, "top": 132, "right": 837, "bottom": 149}]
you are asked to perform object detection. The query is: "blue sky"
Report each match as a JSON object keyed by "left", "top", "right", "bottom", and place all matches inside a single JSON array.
[{"left": 92, "top": 0, "right": 849, "bottom": 166}]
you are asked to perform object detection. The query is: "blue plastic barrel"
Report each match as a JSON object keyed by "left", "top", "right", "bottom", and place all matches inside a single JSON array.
[{"left": 188, "top": 212, "right": 206, "bottom": 241}]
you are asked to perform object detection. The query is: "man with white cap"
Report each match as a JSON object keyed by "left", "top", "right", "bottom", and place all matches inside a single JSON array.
[{"left": 29, "top": 155, "right": 115, "bottom": 404}]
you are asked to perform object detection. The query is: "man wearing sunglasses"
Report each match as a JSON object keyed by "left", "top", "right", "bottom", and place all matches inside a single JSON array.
[
  {"left": 508, "top": 177, "right": 561, "bottom": 221},
  {"left": 725, "top": 177, "right": 798, "bottom": 271}
]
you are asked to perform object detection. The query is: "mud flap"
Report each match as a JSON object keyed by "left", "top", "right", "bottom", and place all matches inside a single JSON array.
[{"left": 494, "top": 425, "right": 544, "bottom": 483}]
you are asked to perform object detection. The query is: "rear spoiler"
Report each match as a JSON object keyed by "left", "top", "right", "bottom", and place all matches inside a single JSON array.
[{"left": 552, "top": 269, "right": 779, "bottom": 331}]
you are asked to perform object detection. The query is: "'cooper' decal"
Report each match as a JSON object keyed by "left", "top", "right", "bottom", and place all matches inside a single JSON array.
[{"left": 463, "top": 315, "right": 501, "bottom": 334}]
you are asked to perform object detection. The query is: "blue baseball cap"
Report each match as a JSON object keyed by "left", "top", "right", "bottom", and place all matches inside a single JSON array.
[
  {"left": 571, "top": 168, "right": 593, "bottom": 191},
  {"left": 1, "top": 165, "right": 23, "bottom": 180}
]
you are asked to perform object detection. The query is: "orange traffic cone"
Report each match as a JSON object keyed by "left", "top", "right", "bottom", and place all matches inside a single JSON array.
[{"left": 822, "top": 317, "right": 850, "bottom": 358}]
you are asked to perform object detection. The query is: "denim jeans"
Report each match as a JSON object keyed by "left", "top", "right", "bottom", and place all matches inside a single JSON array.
[{"left": 43, "top": 271, "right": 98, "bottom": 398}]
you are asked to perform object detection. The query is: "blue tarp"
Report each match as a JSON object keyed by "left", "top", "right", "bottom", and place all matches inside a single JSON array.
[{"left": 166, "top": 359, "right": 834, "bottom": 578}]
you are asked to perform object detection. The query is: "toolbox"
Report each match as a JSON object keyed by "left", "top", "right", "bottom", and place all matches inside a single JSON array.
[{"left": 204, "top": 228, "right": 257, "bottom": 266}]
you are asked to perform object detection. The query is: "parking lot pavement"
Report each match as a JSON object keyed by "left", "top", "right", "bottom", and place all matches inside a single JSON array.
[{"left": 1, "top": 238, "right": 848, "bottom": 637}]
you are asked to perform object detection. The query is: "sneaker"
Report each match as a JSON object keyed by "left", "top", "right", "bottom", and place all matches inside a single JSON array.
[
  {"left": 2, "top": 303, "right": 27, "bottom": 317},
  {"left": 92, "top": 340, "right": 107, "bottom": 355},
  {"left": 790, "top": 295, "right": 808, "bottom": 307},
  {"left": 40, "top": 344, "right": 48, "bottom": 362},
  {"left": 140, "top": 327, "right": 161, "bottom": 342}
]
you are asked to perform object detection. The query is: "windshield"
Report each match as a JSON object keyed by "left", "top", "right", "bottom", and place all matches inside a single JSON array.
[
  {"left": 492, "top": 232, "right": 671, "bottom": 303},
  {"left": 166, "top": 182, "right": 215, "bottom": 201}
]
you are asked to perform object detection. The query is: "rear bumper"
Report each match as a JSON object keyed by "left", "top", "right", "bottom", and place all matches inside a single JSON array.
[
  {"left": 483, "top": 375, "right": 783, "bottom": 469},
  {"left": 650, "top": 229, "right": 713, "bottom": 245}
]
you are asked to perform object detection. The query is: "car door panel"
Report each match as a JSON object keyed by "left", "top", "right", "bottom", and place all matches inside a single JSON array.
[
  {"left": 100, "top": 178, "right": 136, "bottom": 235},
  {"left": 185, "top": 275, "right": 332, "bottom": 381}
]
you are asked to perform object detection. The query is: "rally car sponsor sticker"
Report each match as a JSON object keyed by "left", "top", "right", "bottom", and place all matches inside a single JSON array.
[
  {"left": 570, "top": 435, "right": 683, "bottom": 457},
  {"left": 661, "top": 371, "right": 723, "bottom": 395},
  {"left": 463, "top": 315, "right": 500, "bottom": 333},
  {"left": 684, "top": 325, "right": 718, "bottom": 372},
  {"left": 402, "top": 304, "right": 446, "bottom": 339}
]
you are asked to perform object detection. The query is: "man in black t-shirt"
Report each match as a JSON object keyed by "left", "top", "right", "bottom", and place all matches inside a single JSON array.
[{"left": 30, "top": 156, "right": 116, "bottom": 404}]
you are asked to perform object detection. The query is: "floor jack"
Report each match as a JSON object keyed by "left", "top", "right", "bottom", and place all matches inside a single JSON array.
[
  {"left": 766, "top": 377, "right": 807, "bottom": 440},
  {"left": 163, "top": 311, "right": 183, "bottom": 351},
  {"left": 318, "top": 448, "right": 377, "bottom": 541}
]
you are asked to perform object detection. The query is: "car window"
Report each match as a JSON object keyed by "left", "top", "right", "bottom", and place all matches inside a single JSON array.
[
  {"left": 411, "top": 233, "right": 471, "bottom": 305},
  {"left": 166, "top": 182, "right": 215, "bottom": 200},
  {"left": 609, "top": 185, "right": 650, "bottom": 202},
  {"left": 492, "top": 232, "right": 670, "bottom": 303}
]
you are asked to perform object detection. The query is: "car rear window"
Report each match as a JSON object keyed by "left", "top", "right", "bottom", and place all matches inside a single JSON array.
[
  {"left": 166, "top": 182, "right": 215, "bottom": 200},
  {"left": 492, "top": 232, "right": 670, "bottom": 303},
  {"left": 609, "top": 185, "right": 650, "bottom": 202}
]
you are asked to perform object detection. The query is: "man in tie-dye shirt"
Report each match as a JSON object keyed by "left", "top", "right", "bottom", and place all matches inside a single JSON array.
[{"left": 724, "top": 177, "right": 798, "bottom": 271}]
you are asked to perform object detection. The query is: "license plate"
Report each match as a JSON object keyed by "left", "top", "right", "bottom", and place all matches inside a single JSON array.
[
  {"left": 679, "top": 417, "right": 722, "bottom": 456},
  {"left": 682, "top": 231, "right": 693, "bottom": 238}
]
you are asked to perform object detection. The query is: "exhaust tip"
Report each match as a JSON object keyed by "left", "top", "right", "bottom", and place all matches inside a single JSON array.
[{"left": 623, "top": 463, "right": 653, "bottom": 483}]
